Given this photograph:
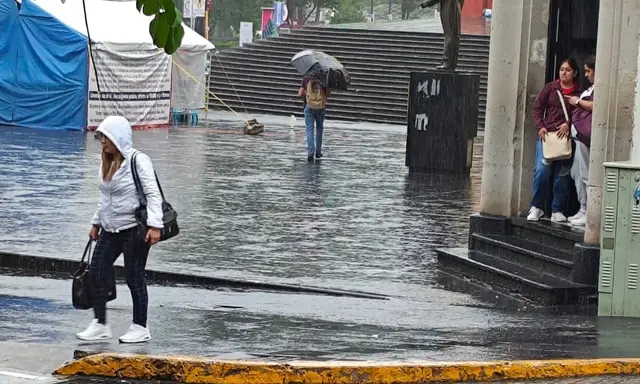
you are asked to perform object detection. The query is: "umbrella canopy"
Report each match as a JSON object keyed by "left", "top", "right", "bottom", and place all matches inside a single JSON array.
[
  {"left": 290, "top": 50, "right": 350, "bottom": 90},
  {"left": 290, "top": 49, "right": 344, "bottom": 75}
]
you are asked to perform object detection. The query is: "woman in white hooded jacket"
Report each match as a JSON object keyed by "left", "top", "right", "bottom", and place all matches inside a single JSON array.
[{"left": 76, "top": 116, "right": 163, "bottom": 344}]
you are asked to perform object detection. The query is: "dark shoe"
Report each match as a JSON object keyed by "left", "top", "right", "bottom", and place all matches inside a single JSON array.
[
  {"left": 315, "top": 153, "right": 323, "bottom": 159},
  {"left": 307, "top": 155, "right": 314, "bottom": 162}
]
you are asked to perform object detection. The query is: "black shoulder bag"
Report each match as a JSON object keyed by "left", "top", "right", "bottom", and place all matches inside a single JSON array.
[
  {"left": 72, "top": 239, "right": 117, "bottom": 310},
  {"left": 130, "top": 151, "right": 179, "bottom": 241}
]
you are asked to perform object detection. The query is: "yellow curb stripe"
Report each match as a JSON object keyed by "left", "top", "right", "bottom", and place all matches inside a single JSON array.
[{"left": 53, "top": 354, "right": 640, "bottom": 383}]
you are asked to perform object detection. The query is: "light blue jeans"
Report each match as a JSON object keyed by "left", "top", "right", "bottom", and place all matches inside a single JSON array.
[
  {"left": 304, "top": 105, "right": 325, "bottom": 156},
  {"left": 530, "top": 138, "right": 572, "bottom": 213}
]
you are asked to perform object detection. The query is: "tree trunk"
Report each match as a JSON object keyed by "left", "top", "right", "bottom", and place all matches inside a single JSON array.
[{"left": 297, "top": 6, "right": 305, "bottom": 24}]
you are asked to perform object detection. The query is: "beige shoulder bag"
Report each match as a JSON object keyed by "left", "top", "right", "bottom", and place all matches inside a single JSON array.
[{"left": 542, "top": 90, "right": 573, "bottom": 161}]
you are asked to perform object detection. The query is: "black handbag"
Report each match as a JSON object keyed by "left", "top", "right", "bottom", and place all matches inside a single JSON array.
[
  {"left": 131, "top": 151, "right": 179, "bottom": 241},
  {"left": 72, "top": 239, "right": 117, "bottom": 310}
]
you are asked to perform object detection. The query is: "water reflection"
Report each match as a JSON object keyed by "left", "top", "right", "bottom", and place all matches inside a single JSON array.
[
  {"left": 2, "top": 122, "right": 484, "bottom": 303},
  {"left": 0, "top": 126, "right": 87, "bottom": 250}
]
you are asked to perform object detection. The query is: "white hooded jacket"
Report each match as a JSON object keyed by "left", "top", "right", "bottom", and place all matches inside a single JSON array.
[{"left": 91, "top": 116, "right": 164, "bottom": 232}]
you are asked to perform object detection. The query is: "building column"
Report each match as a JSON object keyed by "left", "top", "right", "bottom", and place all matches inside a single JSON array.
[
  {"left": 479, "top": 0, "right": 549, "bottom": 217},
  {"left": 585, "top": 0, "right": 640, "bottom": 245}
]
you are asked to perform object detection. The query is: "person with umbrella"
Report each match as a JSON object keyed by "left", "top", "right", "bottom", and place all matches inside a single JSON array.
[
  {"left": 291, "top": 50, "right": 350, "bottom": 162},
  {"left": 297, "top": 71, "right": 330, "bottom": 162}
]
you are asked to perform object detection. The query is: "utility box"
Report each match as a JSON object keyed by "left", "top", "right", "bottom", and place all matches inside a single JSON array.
[
  {"left": 405, "top": 71, "right": 480, "bottom": 174},
  {"left": 598, "top": 161, "right": 640, "bottom": 317}
]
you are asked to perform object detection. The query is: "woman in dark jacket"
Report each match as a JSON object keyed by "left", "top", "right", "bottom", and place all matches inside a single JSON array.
[
  {"left": 566, "top": 55, "right": 595, "bottom": 226},
  {"left": 527, "top": 58, "right": 582, "bottom": 222}
]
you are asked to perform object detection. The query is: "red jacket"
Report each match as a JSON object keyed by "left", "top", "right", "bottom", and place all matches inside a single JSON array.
[{"left": 533, "top": 80, "right": 581, "bottom": 132}]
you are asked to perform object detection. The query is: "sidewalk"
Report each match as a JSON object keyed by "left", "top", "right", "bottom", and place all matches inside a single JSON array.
[{"left": 2, "top": 275, "right": 618, "bottom": 362}]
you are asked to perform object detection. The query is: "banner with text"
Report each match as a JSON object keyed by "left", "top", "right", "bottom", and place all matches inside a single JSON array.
[{"left": 88, "top": 46, "right": 171, "bottom": 129}]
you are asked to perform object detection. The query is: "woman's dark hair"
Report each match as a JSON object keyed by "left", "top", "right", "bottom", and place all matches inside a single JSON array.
[
  {"left": 560, "top": 57, "right": 580, "bottom": 79},
  {"left": 584, "top": 55, "right": 596, "bottom": 71}
]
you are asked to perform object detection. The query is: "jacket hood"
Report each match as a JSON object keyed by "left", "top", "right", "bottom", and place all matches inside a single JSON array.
[{"left": 96, "top": 116, "right": 133, "bottom": 156}]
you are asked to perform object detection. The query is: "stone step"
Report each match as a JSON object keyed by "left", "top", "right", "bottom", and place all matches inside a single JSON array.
[
  {"left": 208, "top": 99, "right": 406, "bottom": 124},
  {"left": 470, "top": 234, "right": 574, "bottom": 280},
  {"left": 215, "top": 51, "right": 490, "bottom": 76},
  {"left": 208, "top": 26, "right": 489, "bottom": 126},
  {"left": 284, "top": 36, "right": 490, "bottom": 54},
  {"left": 210, "top": 88, "right": 409, "bottom": 112},
  {"left": 210, "top": 74, "right": 410, "bottom": 96},
  {"left": 290, "top": 28, "right": 491, "bottom": 44},
  {"left": 210, "top": 60, "right": 489, "bottom": 92},
  {"left": 510, "top": 217, "right": 584, "bottom": 254},
  {"left": 219, "top": 45, "right": 489, "bottom": 65},
  {"left": 260, "top": 35, "right": 491, "bottom": 58},
  {"left": 300, "top": 25, "right": 491, "bottom": 42},
  {"left": 469, "top": 236, "right": 575, "bottom": 283},
  {"left": 210, "top": 81, "right": 487, "bottom": 115},
  {"left": 236, "top": 42, "right": 489, "bottom": 69},
  {"left": 436, "top": 248, "right": 595, "bottom": 307},
  {"left": 209, "top": 72, "right": 487, "bottom": 100}
]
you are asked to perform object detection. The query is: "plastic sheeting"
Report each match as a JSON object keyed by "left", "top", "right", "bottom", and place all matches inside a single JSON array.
[
  {"left": 0, "top": 0, "right": 18, "bottom": 121},
  {"left": 171, "top": 51, "right": 207, "bottom": 110},
  {"left": 39, "top": 0, "right": 214, "bottom": 117},
  {"left": 37, "top": 0, "right": 215, "bottom": 52},
  {"left": 0, "top": 0, "right": 88, "bottom": 130}
]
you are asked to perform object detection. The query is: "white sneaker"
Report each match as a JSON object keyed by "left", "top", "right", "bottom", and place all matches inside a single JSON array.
[
  {"left": 76, "top": 319, "right": 112, "bottom": 341},
  {"left": 527, "top": 207, "right": 544, "bottom": 221},
  {"left": 551, "top": 212, "right": 567, "bottom": 222},
  {"left": 568, "top": 210, "right": 586, "bottom": 222},
  {"left": 119, "top": 324, "right": 151, "bottom": 344},
  {"left": 570, "top": 215, "right": 587, "bottom": 226}
]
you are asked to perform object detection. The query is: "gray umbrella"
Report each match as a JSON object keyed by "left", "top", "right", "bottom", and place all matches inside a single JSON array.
[{"left": 290, "top": 49, "right": 345, "bottom": 75}]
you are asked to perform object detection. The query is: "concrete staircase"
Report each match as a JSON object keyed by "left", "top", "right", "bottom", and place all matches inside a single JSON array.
[
  {"left": 436, "top": 214, "right": 598, "bottom": 311},
  {"left": 209, "top": 25, "right": 489, "bottom": 126}
]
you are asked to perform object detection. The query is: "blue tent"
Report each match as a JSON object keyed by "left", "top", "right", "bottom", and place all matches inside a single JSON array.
[{"left": 0, "top": 0, "right": 88, "bottom": 130}]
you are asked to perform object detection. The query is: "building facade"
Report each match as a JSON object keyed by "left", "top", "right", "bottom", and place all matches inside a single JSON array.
[{"left": 479, "top": 0, "right": 640, "bottom": 248}]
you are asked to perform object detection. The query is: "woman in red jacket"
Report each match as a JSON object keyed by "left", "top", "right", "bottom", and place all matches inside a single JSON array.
[{"left": 527, "top": 58, "right": 582, "bottom": 222}]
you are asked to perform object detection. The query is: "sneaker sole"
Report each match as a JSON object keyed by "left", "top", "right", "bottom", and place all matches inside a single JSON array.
[
  {"left": 119, "top": 336, "right": 151, "bottom": 344},
  {"left": 76, "top": 334, "right": 112, "bottom": 341}
]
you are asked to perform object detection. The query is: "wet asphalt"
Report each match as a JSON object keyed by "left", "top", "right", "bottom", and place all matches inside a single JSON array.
[{"left": 3, "top": 113, "right": 640, "bottom": 382}]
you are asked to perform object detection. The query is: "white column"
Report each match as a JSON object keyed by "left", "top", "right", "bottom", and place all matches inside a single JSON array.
[
  {"left": 585, "top": 0, "right": 640, "bottom": 245},
  {"left": 479, "top": 0, "right": 548, "bottom": 217},
  {"left": 632, "top": 42, "right": 640, "bottom": 163}
]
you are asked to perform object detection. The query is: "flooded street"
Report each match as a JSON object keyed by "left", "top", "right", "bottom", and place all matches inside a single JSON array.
[
  {"left": 3, "top": 114, "right": 640, "bottom": 369},
  {"left": 0, "top": 113, "right": 481, "bottom": 298}
]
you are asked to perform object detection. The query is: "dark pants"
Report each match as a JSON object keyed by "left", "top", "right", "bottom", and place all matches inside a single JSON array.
[
  {"left": 91, "top": 225, "right": 150, "bottom": 327},
  {"left": 439, "top": 0, "right": 464, "bottom": 69}
]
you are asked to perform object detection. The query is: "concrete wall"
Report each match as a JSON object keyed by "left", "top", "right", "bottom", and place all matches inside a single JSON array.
[
  {"left": 584, "top": 0, "right": 640, "bottom": 245},
  {"left": 479, "top": 0, "right": 549, "bottom": 217},
  {"left": 480, "top": 0, "right": 640, "bottom": 246}
]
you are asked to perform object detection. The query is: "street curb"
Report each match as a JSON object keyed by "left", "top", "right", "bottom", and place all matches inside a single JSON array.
[
  {"left": 0, "top": 251, "right": 388, "bottom": 300},
  {"left": 53, "top": 353, "right": 640, "bottom": 383}
]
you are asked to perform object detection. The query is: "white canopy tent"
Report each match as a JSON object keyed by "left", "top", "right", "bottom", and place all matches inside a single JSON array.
[{"left": 33, "top": 0, "right": 215, "bottom": 128}]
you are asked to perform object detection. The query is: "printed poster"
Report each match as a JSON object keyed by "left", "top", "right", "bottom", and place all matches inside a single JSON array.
[{"left": 88, "top": 47, "right": 172, "bottom": 129}]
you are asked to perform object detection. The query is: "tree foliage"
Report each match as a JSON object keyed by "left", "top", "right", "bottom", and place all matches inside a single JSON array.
[
  {"left": 330, "top": 0, "right": 364, "bottom": 24},
  {"left": 137, "top": 0, "right": 184, "bottom": 54}
]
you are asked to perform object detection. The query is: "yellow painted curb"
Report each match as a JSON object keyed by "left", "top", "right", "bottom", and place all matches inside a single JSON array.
[{"left": 53, "top": 353, "right": 640, "bottom": 383}]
